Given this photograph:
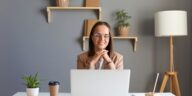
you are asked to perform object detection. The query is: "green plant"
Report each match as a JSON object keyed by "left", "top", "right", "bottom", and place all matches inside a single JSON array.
[
  {"left": 115, "top": 9, "right": 131, "bottom": 27},
  {"left": 22, "top": 73, "right": 40, "bottom": 88}
]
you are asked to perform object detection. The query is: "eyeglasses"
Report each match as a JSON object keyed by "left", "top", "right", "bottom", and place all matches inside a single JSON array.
[{"left": 93, "top": 33, "right": 110, "bottom": 39}]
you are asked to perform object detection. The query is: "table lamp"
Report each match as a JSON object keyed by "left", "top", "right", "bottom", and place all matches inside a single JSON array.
[{"left": 155, "top": 10, "right": 187, "bottom": 96}]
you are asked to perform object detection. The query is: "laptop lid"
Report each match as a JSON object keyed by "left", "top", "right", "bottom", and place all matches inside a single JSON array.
[{"left": 70, "top": 69, "right": 130, "bottom": 96}]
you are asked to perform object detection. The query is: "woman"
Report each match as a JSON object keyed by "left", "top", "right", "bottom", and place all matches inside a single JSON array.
[{"left": 77, "top": 21, "right": 123, "bottom": 69}]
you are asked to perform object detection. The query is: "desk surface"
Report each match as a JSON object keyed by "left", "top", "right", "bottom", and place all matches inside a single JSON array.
[{"left": 13, "top": 92, "right": 175, "bottom": 96}]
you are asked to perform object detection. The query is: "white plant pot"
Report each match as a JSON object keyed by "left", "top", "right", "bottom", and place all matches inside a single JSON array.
[{"left": 26, "top": 88, "right": 39, "bottom": 96}]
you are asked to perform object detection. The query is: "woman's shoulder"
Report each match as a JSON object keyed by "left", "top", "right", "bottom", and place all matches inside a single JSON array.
[{"left": 77, "top": 51, "right": 89, "bottom": 58}]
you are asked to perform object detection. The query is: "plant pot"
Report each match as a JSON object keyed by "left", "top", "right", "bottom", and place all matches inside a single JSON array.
[
  {"left": 118, "top": 26, "right": 129, "bottom": 37},
  {"left": 26, "top": 88, "right": 39, "bottom": 96},
  {"left": 56, "top": 0, "right": 69, "bottom": 7}
]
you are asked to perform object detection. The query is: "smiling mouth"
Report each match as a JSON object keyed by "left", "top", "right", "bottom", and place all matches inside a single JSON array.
[{"left": 98, "top": 43, "right": 105, "bottom": 45}]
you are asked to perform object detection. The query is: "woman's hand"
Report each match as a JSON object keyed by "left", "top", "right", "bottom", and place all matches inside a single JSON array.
[
  {"left": 102, "top": 50, "right": 115, "bottom": 69},
  {"left": 89, "top": 50, "right": 107, "bottom": 68},
  {"left": 89, "top": 50, "right": 115, "bottom": 69},
  {"left": 102, "top": 50, "right": 112, "bottom": 62}
]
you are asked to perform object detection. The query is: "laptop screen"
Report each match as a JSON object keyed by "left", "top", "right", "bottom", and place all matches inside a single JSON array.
[{"left": 70, "top": 70, "right": 130, "bottom": 96}]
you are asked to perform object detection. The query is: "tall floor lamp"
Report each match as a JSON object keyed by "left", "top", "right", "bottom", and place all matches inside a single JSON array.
[{"left": 155, "top": 10, "right": 187, "bottom": 96}]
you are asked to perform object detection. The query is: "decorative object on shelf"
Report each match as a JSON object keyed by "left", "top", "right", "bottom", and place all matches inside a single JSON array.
[
  {"left": 22, "top": 73, "right": 40, "bottom": 96},
  {"left": 115, "top": 9, "right": 131, "bottom": 37},
  {"left": 85, "top": 0, "right": 99, "bottom": 7},
  {"left": 56, "top": 0, "right": 69, "bottom": 7},
  {"left": 155, "top": 10, "right": 187, "bottom": 96},
  {"left": 84, "top": 19, "right": 98, "bottom": 36}
]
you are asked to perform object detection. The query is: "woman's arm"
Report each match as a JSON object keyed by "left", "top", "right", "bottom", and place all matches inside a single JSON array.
[
  {"left": 115, "top": 56, "right": 123, "bottom": 69},
  {"left": 103, "top": 52, "right": 123, "bottom": 70},
  {"left": 77, "top": 55, "right": 85, "bottom": 69}
]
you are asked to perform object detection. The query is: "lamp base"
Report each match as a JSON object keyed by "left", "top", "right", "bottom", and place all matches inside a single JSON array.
[{"left": 160, "top": 71, "right": 181, "bottom": 96}]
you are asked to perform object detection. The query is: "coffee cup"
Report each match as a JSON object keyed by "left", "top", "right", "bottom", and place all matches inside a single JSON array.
[{"left": 48, "top": 81, "right": 60, "bottom": 96}]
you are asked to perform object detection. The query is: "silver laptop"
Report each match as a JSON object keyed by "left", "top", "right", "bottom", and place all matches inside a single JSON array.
[{"left": 70, "top": 69, "right": 130, "bottom": 96}]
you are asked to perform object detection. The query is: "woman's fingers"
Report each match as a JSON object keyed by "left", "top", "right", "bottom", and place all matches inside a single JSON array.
[
  {"left": 96, "top": 50, "right": 108, "bottom": 56},
  {"left": 91, "top": 50, "right": 109, "bottom": 65}
]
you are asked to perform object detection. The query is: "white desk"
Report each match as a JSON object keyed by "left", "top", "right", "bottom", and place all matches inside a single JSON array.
[{"left": 13, "top": 92, "right": 175, "bottom": 96}]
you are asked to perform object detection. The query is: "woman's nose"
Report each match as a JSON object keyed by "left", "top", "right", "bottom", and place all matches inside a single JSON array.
[{"left": 99, "top": 36, "right": 105, "bottom": 41}]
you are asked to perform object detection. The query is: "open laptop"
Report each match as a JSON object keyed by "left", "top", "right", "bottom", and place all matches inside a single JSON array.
[{"left": 70, "top": 69, "right": 131, "bottom": 96}]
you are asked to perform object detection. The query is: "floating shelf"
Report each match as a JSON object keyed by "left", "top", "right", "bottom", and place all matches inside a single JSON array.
[
  {"left": 82, "top": 36, "right": 138, "bottom": 52},
  {"left": 46, "top": 7, "right": 102, "bottom": 23}
]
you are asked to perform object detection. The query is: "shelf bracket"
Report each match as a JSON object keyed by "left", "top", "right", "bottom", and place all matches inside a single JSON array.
[
  {"left": 47, "top": 8, "right": 51, "bottom": 23},
  {"left": 130, "top": 37, "right": 138, "bottom": 52}
]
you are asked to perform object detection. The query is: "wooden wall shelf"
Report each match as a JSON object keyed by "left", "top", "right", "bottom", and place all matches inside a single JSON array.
[
  {"left": 46, "top": 7, "right": 102, "bottom": 23},
  {"left": 82, "top": 36, "right": 138, "bottom": 52}
]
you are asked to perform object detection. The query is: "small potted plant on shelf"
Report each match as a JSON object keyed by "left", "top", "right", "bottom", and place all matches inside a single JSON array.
[
  {"left": 22, "top": 73, "right": 40, "bottom": 96},
  {"left": 115, "top": 9, "right": 131, "bottom": 37}
]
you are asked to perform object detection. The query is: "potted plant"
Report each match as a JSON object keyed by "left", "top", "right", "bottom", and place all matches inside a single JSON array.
[
  {"left": 115, "top": 9, "right": 131, "bottom": 36},
  {"left": 22, "top": 73, "right": 40, "bottom": 96}
]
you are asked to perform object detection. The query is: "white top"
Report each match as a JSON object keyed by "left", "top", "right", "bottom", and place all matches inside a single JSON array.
[{"left": 96, "top": 58, "right": 103, "bottom": 69}]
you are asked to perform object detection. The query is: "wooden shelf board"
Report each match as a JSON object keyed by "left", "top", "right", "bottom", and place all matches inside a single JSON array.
[
  {"left": 82, "top": 36, "right": 138, "bottom": 52},
  {"left": 46, "top": 6, "right": 101, "bottom": 23},
  {"left": 47, "top": 6, "right": 101, "bottom": 10}
]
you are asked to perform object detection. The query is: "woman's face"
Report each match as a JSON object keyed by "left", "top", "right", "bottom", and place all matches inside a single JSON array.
[{"left": 92, "top": 25, "right": 110, "bottom": 51}]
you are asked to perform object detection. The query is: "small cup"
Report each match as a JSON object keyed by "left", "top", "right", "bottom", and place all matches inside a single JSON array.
[
  {"left": 145, "top": 92, "right": 159, "bottom": 96},
  {"left": 48, "top": 81, "right": 60, "bottom": 96}
]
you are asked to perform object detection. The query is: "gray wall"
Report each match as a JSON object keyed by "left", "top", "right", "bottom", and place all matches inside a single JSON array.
[
  {"left": 0, "top": 0, "right": 191, "bottom": 96},
  {"left": 190, "top": 4, "right": 192, "bottom": 96}
]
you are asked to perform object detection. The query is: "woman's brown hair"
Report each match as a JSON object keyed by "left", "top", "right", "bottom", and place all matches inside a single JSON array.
[{"left": 88, "top": 21, "right": 113, "bottom": 57}]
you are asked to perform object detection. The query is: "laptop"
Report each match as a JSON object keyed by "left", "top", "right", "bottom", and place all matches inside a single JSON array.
[{"left": 70, "top": 69, "right": 131, "bottom": 96}]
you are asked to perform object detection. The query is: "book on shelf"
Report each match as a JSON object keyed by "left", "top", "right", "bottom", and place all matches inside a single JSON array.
[
  {"left": 84, "top": 19, "right": 98, "bottom": 36},
  {"left": 85, "top": 0, "right": 100, "bottom": 7}
]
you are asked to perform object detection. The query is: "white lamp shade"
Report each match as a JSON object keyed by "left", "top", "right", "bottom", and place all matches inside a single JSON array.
[{"left": 155, "top": 10, "right": 187, "bottom": 37}]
